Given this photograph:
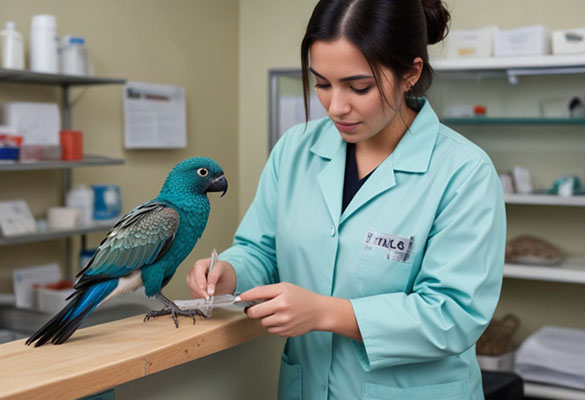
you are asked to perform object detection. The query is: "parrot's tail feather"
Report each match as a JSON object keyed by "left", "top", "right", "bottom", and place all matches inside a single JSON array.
[{"left": 25, "top": 279, "right": 119, "bottom": 347}]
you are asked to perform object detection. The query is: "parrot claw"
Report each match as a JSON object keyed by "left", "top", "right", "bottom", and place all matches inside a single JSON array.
[{"left": 144, "top": 296, "right": 207, "bottom": 327}]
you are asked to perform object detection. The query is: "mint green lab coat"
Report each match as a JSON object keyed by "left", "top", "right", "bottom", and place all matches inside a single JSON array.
[{"left": 220, "top": 99, "right": 506, "bottom": 400}]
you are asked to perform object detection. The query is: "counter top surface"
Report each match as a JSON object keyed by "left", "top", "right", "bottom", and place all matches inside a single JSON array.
[{"left": 0, "top": 309, "right": 266, "bottom": 400}]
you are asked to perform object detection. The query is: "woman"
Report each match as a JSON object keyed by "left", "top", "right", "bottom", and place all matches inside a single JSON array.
[{"left": 188, "top": 0, "right": 505, "bottom": 398}]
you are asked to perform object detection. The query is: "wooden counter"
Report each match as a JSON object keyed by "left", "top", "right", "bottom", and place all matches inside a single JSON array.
[{"left": 0, "top": 309, "right": 267, "bottom": 400}]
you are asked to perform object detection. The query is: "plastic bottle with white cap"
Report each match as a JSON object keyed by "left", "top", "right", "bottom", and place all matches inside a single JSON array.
[
  {"left": 30, "top": 14, "right": 59, "bottom": 73},
  {"left": 1, "top": 22, "right": 24, "bottom": 69}
]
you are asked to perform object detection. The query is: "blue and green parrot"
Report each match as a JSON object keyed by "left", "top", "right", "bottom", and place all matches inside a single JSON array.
[{"left": 26, "top": 157, "right": 227, "bottom": 347}]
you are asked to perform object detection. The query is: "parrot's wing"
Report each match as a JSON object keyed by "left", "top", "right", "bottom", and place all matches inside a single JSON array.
[{"left": 74, "top": 201, "right": 179, "bottom": 289}]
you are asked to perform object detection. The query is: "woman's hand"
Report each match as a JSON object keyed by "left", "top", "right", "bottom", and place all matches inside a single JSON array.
[
  {"left": 239, "top": 282, "right": 328, "bottom": 337},
  {"left": 186, "top": 258, "right": 237, "bottom": 299},
  {"left": 240, "top": 283, "right": 363, "bottom": 340}
]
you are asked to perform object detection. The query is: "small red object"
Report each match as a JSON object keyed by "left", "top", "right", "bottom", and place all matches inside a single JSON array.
[
  {"left": 44, "top": 280, "right": 74, "bottom": 290},
  {"left": 0, "top": 134, "right": 23, "bottom": 146},
  {"left": 474, "top": 105, "right": 487, "bottom": 116},
  {"left": 60, "top": 130, "right": 83, "bottom": 160}
]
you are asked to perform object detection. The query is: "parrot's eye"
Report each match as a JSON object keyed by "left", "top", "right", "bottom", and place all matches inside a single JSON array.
[{"left": 197, "top": 168, "right": 209, "bottom": 177}]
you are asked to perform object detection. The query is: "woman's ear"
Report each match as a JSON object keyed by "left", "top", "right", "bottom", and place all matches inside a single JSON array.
[{"left": 403, "top": 57, "right": 424, "bottom": 92}]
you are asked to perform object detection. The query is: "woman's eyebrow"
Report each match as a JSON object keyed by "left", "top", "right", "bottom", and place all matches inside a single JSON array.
[{"left": 310, "top": 67, "right": 374, "bottom": 82}]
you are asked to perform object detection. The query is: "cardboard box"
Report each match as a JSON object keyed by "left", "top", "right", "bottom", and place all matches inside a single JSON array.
[
  {"left": 552, "top": 28, "right": 585, "bottom": 55},
  {"left": 447, "top": 26, "right": 498, "bottom": 59},
  {"left": 494, "top": 25, "right": 550, "bottom": 57}
]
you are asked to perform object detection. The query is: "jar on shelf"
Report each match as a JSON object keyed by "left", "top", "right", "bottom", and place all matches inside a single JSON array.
[{"left": 60, "top": 36, "right": 88, "bottom": 76}]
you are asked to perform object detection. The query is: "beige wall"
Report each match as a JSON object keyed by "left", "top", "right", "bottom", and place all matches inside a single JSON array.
[
  {"left": 238, "top": 0, "right": 585, "bottom": 347},
  {"left": 0, "top": 0, "right": 240, "bottom": 300}
]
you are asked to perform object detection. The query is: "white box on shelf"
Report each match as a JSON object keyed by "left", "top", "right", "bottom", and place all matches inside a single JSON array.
[
  {"left": 3, "top": 102, "right": 60, "bottom": 145},
  {"left": 12, "top": 263, "right": 61, "bottom": 309},
  {"left": 494, "top": 25, "right": 550, "bottom": 57},
  {"left": 512, "top": 166, "right": 534, "bottom": 194},
  {"left": 0, "top": 200, "right": 37, "bottom": 236},
  {"left": 34, "top": 286, "right": 75, "bottom": 314},
  {"left": 552, "top": 28, "right": 585, "bottom": 55},
  {"left": 477, "top": 351, "right": 515, "bottom": 372},
  {"left": 447, "top": 26, "right": 498, "bottom": 59}
]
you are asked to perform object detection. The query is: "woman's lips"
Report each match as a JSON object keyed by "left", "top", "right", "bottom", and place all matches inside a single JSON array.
[{"left": 334, "top": 121, "right": 360, "bottom": 132}]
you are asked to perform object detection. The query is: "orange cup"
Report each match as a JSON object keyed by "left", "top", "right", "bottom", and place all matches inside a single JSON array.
[{"left": 60, "top": 130, "right": 83, "bottom": 160}]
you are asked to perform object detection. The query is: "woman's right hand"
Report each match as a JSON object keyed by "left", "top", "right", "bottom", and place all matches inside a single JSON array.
[{"left": 186, "top": 257, "right": 237, "bottom": 299}]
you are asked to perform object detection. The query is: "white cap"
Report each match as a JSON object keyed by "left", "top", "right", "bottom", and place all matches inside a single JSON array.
[{"left": 31, "top": 14, "right": 57, "bottom": 28}]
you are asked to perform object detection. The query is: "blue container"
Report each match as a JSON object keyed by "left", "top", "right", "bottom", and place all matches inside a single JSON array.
[
  {"left": 92, "top": 185, "right": 121, "bottom": 221},
  {"left": 0, "top": 147, "right": 19, "bottom": 161}
]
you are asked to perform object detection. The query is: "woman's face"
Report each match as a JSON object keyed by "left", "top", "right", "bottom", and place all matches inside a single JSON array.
[{"left": 309, "top": 38, "right": 406, "bottom": 144}]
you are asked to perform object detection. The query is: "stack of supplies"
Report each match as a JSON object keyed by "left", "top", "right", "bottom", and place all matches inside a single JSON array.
[{"left": 515, "top": 326, "right": 585, "bottom": 390}]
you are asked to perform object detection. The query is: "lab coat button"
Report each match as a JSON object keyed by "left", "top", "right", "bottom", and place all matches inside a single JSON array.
[{"left": 329, "top": 225, "right": 336, "bottom": 237}]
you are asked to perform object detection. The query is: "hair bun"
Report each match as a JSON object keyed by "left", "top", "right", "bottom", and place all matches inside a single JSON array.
[{"left": 421, "top": 0, "right": 451, "bottom": 45}]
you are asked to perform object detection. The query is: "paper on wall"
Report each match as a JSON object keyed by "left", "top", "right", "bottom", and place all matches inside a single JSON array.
[
  {"left": 123, "top": 81, "right": 187, "bottom": 149},
  {"left": 278, "top": 94, "right": 327, "bottom": 139}
]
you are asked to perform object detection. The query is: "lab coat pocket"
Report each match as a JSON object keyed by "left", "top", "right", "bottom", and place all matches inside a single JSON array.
[
  {"left": 355, "top": 250, "right": 414, "bottom": 296},
  {"left": 362, "top": 380, "right": 469, "bottom": 400},
  {"left": 278, "top": 353, "right": 302, "bottom": 400}
]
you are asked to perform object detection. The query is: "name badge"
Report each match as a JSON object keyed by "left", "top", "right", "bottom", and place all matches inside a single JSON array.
[{"left": 364, "top": 228, "right": 414, "bottom": 262}]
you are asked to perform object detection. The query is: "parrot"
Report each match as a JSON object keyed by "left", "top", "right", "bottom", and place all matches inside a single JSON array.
[{"left": 25, "top": 157, "right": 227, "bottom": 347}]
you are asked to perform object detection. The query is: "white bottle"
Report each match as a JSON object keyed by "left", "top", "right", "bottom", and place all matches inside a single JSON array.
[
  {"left": 60, "top": 36, "right": 87, "bottom": 75},
  {"left": 1, "top": 22, "right": 24, "bottom": 69},
  {"left": 30, "top": 14, "right": 59, "bottom": 73},
  {"left": 66, "top": 185, "right": 94, "bottom": 226}
]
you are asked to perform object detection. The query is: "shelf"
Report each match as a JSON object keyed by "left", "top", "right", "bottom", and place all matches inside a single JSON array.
[
  {"left": 443, "top": 117, "right": 585, "bottom": 125},
  {"left": 0, "top": 68, "right": 126, "bottom": 86},
  {"left": 0, "top": 154, "right": 125, "bottom": 171},
  {"left": 0, "top": 220, "right": 115, "bottom": 246},
  {"left": 504, "top": 194, "right": 585, "bottom": 207},
  {"left": 504, "top": 258, "right": 585, "bottom": 284},
  {"left": 432, "top": 54, "right": 585, "bottom": 74},
  {"left": 524, "top": 382, "right": 585, "bottom": 400}
]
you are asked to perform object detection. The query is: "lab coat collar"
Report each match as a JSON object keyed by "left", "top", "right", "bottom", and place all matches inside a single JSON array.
[
  {"left": 309, "top": 98, "right": 439, "bottom": 174},
  {"left": 309, "top": 119, "right": 344, "bottom": 160},
  {"left": 312, "top": 98, "right": 439, "bottom": 225},
  {"left": 392, "top": 98, "right": 439, "bottom": 174}
]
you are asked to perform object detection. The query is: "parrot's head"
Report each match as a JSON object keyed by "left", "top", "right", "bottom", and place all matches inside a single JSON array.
[{"left": 160, "top": 157, "right": 228, "bottom": 199}]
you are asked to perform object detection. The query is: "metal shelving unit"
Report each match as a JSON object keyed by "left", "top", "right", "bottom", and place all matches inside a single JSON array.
[
  {"left": 0, "top": 69, "right": 127, "bottom": 279},
  {"left": 434, "top": 56, "right": 585, "bottom": 398},
  {"left": 443, "top": 117, "right": 585, "bottom": 125},
  {"left": 504, "top": 258, "right": 585, "bottom": 284},
  {"left": 0, "top": 68, "right": 126, "bottom": 86},
  {"left": 432, "top": 54, "right": 585, "bottom": 83},
  {"left": 0, "top": 154, "right": 124, "bottom": 171},
  {"left": 504, "top": 194, "right": 585, "bottom": 207},
  {"left": 0, "top": 221, "right": 115, "bottom": 246}
]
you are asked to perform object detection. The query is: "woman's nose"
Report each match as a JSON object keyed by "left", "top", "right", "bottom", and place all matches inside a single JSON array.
[{"left": 327, "top": 89, "right": 351, "bottom": 117}]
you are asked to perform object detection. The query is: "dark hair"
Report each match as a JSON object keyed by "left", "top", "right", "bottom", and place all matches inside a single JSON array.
[{"left": 301, "top": 0, "right": 450, "bottom": 119}]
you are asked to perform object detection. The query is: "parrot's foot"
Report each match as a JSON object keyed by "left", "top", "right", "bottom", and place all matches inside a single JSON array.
[
  {"left": 144, "top": 292, "right": 206, "bottom": 328},
  {"left": 144, "top": 307, "right": 206, "bottom": 327}
]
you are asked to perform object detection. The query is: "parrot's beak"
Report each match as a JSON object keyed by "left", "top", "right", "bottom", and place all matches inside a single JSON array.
[{"left": 207, "top": 175, "right": 228, "bottom": 197}]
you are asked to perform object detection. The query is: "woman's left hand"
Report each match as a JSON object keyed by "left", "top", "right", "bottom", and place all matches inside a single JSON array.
[{"left": 239, "top": 283, "right": 326, "bottom": 337}]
